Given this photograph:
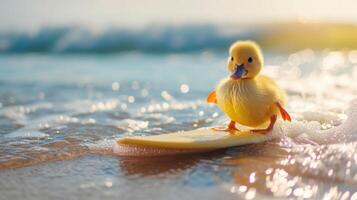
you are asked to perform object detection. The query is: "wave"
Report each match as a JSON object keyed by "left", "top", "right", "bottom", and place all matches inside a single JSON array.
[{"left": 0, "top": 25, "right": 259, "bottom": 54}]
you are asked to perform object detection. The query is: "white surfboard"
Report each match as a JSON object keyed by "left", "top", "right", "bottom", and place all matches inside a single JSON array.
[{"left": 113, "top": 127, "right": 272, "bottom": 156}]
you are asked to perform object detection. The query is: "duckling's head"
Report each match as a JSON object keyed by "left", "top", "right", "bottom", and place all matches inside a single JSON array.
[{"left": 227, "top": 41, "right": 263, "bottom": 80}]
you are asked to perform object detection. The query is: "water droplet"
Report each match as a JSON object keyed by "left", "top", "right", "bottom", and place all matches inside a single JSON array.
[
  {"left": 198, "top": 111, "right": 204, "bottom": 116},
  {"left": 249, "top": 172, "right": 256, "bottom": 183},
  {"left": 112, "top": 82, "right": 120, "bottom": 91},
  {"left": 265, "top": 168, "right": 273, "bottom": 175},
  {"left": 293, "top": 187, "right": 304, "bottom": 197},
  {"left": 180, "top": 84, "right": 190, "bottom": 93},
  {"left": 104, "top": 181, "right": 113, "bottom": 188},
  {"left": 328, "top": 169, "right": 333, "bottom": 176},
  {"left": 212, "top": 112, "right": 219, "bottom": 118},
  {"left": 121, "top": 103, "right": 127, "bottom": 110},
  {"left": 239, "top": 185, "right": 247, "bottom": 193},
  {"left": 128, "top": 96, "right": 135, "bottom": 103},
  {"left": 161, "top": 90, "right": 173, "bottom": 101},
  {"left": 245, "top": 188, "right": 256, "bottom": 199}
]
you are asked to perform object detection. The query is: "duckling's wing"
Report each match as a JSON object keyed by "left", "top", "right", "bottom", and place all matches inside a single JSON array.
[{"left": 206, "top": 90, "right": 217, "bottom": 104}]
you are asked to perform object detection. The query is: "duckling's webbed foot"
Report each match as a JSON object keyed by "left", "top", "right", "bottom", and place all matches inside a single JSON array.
[
  {"left": 212, "top": 120, "right": 239, "bottom": 133},
  {"left": 275, "top": 102, "right": 291, "bottom": 121},
  {"left": 251, "top": 115, "right": 277, "bottom": 133}
]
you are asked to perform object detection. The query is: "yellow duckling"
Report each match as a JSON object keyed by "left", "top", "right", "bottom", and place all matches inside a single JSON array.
[{"left": 207, "top": 40, "right": 291, "bottom": 132}]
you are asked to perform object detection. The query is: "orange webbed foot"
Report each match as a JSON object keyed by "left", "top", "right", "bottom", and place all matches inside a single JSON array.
[
  {"left": 212, "top": 120, "right": 239, "bottom": 133},
  {"left": 275, "top": 102, "right": 291, "bottom": 122},
  {"left": 251, "top": 115, "right": 277, "bottom": 134}
]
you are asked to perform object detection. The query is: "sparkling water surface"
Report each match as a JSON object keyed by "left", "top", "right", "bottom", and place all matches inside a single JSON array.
[{"left": 0, "top": 50, "right": 357, "bottom": 200}]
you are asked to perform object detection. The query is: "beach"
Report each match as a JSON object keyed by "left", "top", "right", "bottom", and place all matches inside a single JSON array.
[{"left": 0, "top": 38, "right": 357, "bottom": 199}]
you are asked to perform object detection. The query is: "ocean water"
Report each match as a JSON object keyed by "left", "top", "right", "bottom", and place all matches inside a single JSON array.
[
  {"left": 0, "top": 25, "right": 253, "bottom": 53},
  {"left": 0, "top": 47, "right": 357, "bottom": 199}
]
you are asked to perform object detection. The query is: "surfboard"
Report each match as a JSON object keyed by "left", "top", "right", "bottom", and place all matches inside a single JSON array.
[{"left": 113, "top": 127, "right": 272, "bottom": 156}]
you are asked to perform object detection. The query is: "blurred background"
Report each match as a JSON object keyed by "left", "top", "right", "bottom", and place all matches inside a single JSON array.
[
  {"left": 2, "top": 0, "right": 357, "bottom": 53},
  {"left": 1, "top": 1, "right": 357, "bottom": 200}
]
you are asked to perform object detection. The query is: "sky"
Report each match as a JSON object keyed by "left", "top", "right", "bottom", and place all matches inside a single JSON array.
[{"left": 1, "top": 0, "right": 357, "bottom": 31}]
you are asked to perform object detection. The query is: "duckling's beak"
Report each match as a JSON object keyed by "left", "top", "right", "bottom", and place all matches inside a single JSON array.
[{"left": 230, "top": 64, "right": 247, "bottom": 80}]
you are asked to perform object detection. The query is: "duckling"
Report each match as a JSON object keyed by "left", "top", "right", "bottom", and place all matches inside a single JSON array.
[{"left": 207, "top": 41, "right": 291, "bottom": 132}]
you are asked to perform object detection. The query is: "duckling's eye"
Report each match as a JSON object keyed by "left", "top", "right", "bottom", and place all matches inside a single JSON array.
[
  {"left": 248, "top": 57, "right": 253, "bottom": 64},
  {"left": 231, "top": 57, "right": 234, "bottom": 61}
]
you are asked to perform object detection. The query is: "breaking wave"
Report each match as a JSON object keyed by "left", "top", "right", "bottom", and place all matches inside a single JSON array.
[{"left": 0, "top": 25, "right": 258, "bottom": 54}]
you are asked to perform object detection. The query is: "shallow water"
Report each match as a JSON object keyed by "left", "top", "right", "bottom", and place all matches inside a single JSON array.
[{"left": 0, "top": 50, "right": 357, "bottom": 199}]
